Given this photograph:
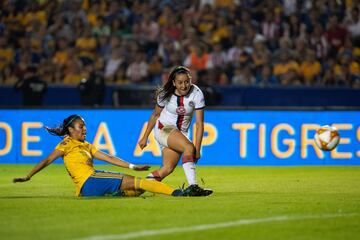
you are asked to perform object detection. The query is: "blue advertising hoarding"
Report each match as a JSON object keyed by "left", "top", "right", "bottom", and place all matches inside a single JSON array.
[{"left": 0, "top": 109, "right": 359, "bottom": 165}]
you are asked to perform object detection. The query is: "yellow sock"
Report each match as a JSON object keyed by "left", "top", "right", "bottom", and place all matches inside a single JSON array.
[{"left": 137, "top": 178, "right": 174, "bottom": 196}]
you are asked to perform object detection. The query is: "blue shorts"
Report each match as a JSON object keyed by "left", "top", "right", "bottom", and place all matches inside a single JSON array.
[{"left": 80, "top": 170, "right": 124, "bottom": 197}]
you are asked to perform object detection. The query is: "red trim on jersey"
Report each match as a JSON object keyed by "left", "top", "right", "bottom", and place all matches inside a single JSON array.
[
  {"left": 158, "top": 121, "right": 164, "bottom": 130},
  {"left": 176, "top": 96, "right": 185, "bottom": 130}
]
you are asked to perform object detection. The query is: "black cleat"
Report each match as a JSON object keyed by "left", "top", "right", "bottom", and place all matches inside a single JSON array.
[
  {"left": 171, "top": 189, "right": 184, "bottom": 197},
  {"left": 183, "top": 184, "right": 213, "bottom": 197}
]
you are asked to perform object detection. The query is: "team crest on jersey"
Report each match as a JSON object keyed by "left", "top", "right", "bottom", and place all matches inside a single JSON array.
[
  {"left": 189, "top": 101, "right": 195, "bottom": 107},
  {"left": 176, "top": 106, "right": 186, "bottom": 115}
]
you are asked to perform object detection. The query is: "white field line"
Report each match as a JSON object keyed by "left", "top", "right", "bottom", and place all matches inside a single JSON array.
[{"left": 79, "top": 213, "right": 359, "bottom": 240}]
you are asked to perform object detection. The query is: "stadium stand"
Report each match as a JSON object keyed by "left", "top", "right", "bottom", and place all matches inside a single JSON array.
[{"left": 0, "top": 0, "right": 359, "bottom": 107}]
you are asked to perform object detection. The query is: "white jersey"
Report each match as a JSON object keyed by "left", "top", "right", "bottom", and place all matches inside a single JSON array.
[{"left": 157, "top": 84, "right": 205, "bottom": 133}]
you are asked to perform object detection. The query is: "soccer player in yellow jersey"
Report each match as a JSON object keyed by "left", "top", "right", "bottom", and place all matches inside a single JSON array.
[{"left": 13, "top": 115, "right": 183, "bottom": 197}]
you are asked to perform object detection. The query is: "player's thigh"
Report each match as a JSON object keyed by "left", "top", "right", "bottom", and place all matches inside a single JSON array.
[
  {"left": 162, "top": 147, "right": 181, "bottom": 170},
  {"left": 81, "top": 170, "right": 127, "bottom": 196},
  {"left": 167, "top": 129, "right": 193, "bottom": 152}
]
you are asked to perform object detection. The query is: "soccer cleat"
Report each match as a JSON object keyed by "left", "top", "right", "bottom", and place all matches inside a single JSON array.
[
  {"left": 171, "top": 188, "right": 184, "bottom": 197},
  {"left": 182, "top": 184, "right": 213, "bottom": 197}
]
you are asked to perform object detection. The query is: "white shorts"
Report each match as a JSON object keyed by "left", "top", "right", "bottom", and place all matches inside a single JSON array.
[{"left": 154, "top": 121, "right": 189, "bottom": 148}]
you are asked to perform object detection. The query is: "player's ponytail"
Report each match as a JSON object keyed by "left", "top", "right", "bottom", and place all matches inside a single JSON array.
[
  {"left": 157, "top": 66, "right": 190, "bottom": 102},
  {"left": 45, "top": 114, "right": 80, "bottom": 137}
]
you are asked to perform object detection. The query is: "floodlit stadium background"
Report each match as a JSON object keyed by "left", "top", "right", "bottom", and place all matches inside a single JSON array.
[{"left": 0, "top": 1, "right": 359, "bottom": 240}]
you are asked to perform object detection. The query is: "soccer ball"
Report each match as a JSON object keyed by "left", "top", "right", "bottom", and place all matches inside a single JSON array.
[{"left": 314, "top": 125, "right": 340, "bottom": 151}]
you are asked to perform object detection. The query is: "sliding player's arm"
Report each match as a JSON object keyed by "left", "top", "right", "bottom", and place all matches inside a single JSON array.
[
  {"left": 93, "top": 150, "right": 150, "bottom": 171},
  {"left": 13, "top": 149, "right": 63, "bottom": 183}
]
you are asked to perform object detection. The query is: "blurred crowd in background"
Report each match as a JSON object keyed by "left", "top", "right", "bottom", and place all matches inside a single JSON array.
[{"left": 1, "top": 0, "right": 360, "bottom": 90}]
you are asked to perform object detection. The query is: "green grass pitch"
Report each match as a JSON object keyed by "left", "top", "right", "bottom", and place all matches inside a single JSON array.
[{"left": 1, "top": 164, "right": 359, "bottom": 240}]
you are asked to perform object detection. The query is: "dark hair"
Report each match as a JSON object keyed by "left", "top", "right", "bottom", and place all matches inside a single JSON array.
[
  {"left": 157, "top": 66, "right": 191, "bottom": 102},
  {"left": 45, "top": 115, "right": 82, "bottom": 136}
]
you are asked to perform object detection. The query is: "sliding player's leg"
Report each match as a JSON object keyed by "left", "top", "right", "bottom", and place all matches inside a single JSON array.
[
  {"left": 121, "top": 175, "right": 183, "bottom": 196},
  {"left": 80, "top": 170, "right": 182, "bottom": 197}
]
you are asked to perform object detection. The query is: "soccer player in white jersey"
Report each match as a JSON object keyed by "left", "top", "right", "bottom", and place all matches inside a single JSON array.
[{"left": 138, "top": 66, "right": 213, "bottom": 196}]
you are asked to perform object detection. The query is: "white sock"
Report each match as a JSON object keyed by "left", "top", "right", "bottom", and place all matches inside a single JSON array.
[{"left": 182, "top": 162, "right": 197, "bottom": 185}]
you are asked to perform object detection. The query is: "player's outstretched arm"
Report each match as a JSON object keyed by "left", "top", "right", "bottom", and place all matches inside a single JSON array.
[
  {"left": 138, "top": 105, "right": 163, "bottom": 149},
  {"left": 93, "top": 150, "right": 151, "bottom": 171},
  {"left": 13, "top": 149, "right": 63, "bottom": 183}
]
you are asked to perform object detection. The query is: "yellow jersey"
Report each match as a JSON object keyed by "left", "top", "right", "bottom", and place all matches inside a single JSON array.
[
  {"left": 273, "top": 61, "right": 300, "bottom": 76},
  {"left": 300, "top": 61, "right": 321, "bottom": 80},
  {"left": 55, "top": 136, "right": 98, "bottom": 196}
]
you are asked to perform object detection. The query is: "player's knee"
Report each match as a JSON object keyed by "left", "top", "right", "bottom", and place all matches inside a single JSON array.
[
  {"left": 184, "top": 142, "right": 195, "bottom": 154},
  {"left": 121, "top": 175, "right": 135, "bottom": 190}
]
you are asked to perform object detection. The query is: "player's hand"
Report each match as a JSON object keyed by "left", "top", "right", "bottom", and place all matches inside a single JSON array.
[
  {"left": 195, "top": 150, "right": 201, "bottom": 163},
  {"left": 133, "top": 165, "right": 151, "bottom": 171},
  {"left": 13, "top": 176, "right": 30, "bottom": 183},
  {"left": 138, "top": 138, "right": 147, "bottom": 150}
]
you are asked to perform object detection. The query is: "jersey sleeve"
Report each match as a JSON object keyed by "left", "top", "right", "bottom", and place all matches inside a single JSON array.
[
  {"left": 89, "top": 143, "right": 98, "bottom": 156},
  {"left": 55, "top": 138, "right": 70, "bottom": 153},
  {"left": 156, "top": 94, "right": 166, "bottom": 108},
  {"left": 194, "top": 88, "right": 206, "bottom": 110}
]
